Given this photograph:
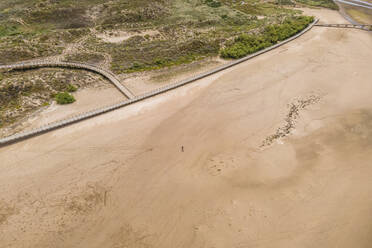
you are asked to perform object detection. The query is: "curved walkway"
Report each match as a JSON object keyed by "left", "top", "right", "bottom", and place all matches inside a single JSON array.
[
  {"left": 0, "top": 19, "right": 320, "bottom": 146},
  {"left": 0, "top": 61, "right": 135, "bottom": 99},
  {"left": 315, "top": 23, "right": 372, "bottom": 31}
]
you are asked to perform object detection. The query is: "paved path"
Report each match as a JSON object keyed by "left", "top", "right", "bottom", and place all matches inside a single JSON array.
[
  {"left": 0, "top": 61, "right": 135, "bottom": 99},
  {"left": 0, "top": 19, "right": 324, "bottom": 146}
]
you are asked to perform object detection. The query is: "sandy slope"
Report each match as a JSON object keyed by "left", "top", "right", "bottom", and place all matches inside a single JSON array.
[
  {"left": 8, "top": 86, "right": 125, "bottom": 136},
  {"left": 1, "top": 9, "right": 372, "bottom": 248}
]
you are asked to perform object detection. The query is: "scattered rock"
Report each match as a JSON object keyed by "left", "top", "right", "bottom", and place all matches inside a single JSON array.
[{"left": 261, "top": 94, "right": 321, "bottom": 147}]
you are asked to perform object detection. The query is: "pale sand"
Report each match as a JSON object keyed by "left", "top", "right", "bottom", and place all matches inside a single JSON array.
[
  {"left": 1, "top": 86, "right": 125, "bottom": 138},
  {"left": 120, "top": 57, "right": 225, "bottom": 96},
  {"left": 96, "top": 30, "right": 160, "bottom": 43},
  {"left": 25, "top": 86, "right": 125, "bottom": 129},
  {"left": 1, "top": 9, "right": 372, "bottom": 248}
]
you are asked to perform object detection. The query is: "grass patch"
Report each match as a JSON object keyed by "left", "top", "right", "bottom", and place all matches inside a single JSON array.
[
  {"left": 89, "top": 0, "right": 300, "bottom": 74},
  {"left": 221, "top": 0, "right": 299, "bottom": 16},
  {"left": 65, "top": 53, "right": 105, "bottom": 64},
  {"left": 0, "top": 25, "right": 22, "bottom": 38},
  {"left": 0, "top": 0, "right": 311, "bottom": 73},
  {"left": 55, "top": 92, "right": 76, "bottom": 104},
  {"left": 110, "top": 38, "right": 220, "bottom": 73},
  {"left": 221, "top": 16, "right": 314, "bottom": 59},
  {"left": 205, "top": 0, "right": 222, "bottom": 8},
  {"left": 66, "top": 84, "right": 78, "bottom": 92},
  {"left": 295, "top": 0, "right": 339, "bottom": 10}
]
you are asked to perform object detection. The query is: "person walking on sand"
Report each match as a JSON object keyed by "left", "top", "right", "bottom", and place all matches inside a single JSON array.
[{"left": 181, "top": 146, "right": 184, "bottom": 152}]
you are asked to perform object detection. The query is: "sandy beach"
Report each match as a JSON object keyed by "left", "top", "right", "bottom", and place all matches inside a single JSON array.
[{"left": 0, "top": 9, "right": 371, "bottom": 248}]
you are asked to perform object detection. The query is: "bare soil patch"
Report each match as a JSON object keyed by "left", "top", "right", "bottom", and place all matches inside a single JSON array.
[{"left": 95, "top": 30, "right": 160, "bottom": 43}]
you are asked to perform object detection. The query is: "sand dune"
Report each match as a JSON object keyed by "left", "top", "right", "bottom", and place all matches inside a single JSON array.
[{"left": 0, "top": 9, "right": 372, "bottom": 248}]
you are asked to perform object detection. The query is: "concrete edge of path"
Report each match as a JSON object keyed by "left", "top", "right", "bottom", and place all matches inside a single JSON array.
[{"left": 0, "top": 19, "right": 319, "bottom": 147}]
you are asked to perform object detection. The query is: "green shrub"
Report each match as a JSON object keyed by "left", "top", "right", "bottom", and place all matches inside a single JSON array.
[
  {"left": 0, "top": 25, "right": 21, "bottom": 37},
  {"left": 221, "top": 16, "right": 314, "bottom": 59},
  {"left": 205, "top": 0, "right": 222, "bottom": 8},
  {"left": 55, "top": 92, "right": 76, "bottom": 104},
  {"left": 129, "top": 62, "right": 145, "bottom": 70},
  {"left": 276, "top": 0, "right": 295, "bottom": 5}
]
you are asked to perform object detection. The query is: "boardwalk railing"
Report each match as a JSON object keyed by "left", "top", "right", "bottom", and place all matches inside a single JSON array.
[{"left": 0, "top": 19, "right": 319, "bottom": 147}]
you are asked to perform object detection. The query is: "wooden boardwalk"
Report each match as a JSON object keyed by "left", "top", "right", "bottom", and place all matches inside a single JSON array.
[{"left": 0, "top": 61, "right": 135, "bottom": 99}]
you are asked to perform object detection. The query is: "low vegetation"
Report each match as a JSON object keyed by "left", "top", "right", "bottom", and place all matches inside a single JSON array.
[
  {"left": 295, "top": 0, "right": 339, "bottom": 10},
  {"left": 205, "top": 0, "right": 223, "bottom": 8},
  {"left": 0, "top": 68, "right": 103, "bottom": 129},
  {"left": 66, "top": 84, "right": 78, "bottom": 93},
  {"left": 221, "top": 16, "right": 314, "bottom": 59},
  {"left": 65, "top": 53, "right": 105, "bottom": 65},
  {"left": 0, "top": 0, "right": 308, "bottom": 73},
  {"left": 55, "top": 92, "right": 76, "bottom": 104}
]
